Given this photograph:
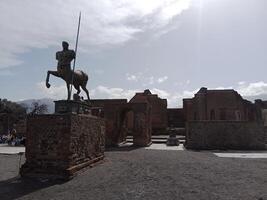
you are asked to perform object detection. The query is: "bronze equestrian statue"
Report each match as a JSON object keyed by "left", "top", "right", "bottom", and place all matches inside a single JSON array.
[{"left": 46, "top": 41, "right": 90, "bottom": 101}]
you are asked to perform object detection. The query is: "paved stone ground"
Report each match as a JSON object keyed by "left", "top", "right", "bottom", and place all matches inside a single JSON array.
[
  {"left": 0, "top": 144, "right": 25, "bottom": 154},
  {"left": 0, "top": 147, "right": 267, "bottom": 200}
]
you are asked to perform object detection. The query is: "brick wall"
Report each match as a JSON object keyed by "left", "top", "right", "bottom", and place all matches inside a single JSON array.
[
  {"left": 20, "top": 114, "right": 105, "bottom": 179},
  {"left": 186, "top": 121, "right": 266, "bottom": 150},
  {"left": 130, "top": 90, "right": 167, "bottom": 133},
  {"left": 167, "top": 108, "right": 185, "bottom": 128},
  {"left": 183, "top": 88, "right": 257, "bottom": 122},
  {"left": 103, "top": 103, "right": 152, "bottom": 147}
]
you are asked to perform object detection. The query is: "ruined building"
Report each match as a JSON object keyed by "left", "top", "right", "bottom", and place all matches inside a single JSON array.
[
  {"left": 183, "top": 87, "right": 258, "bottom": 121},
  {"left": 130, "top": 89, "right": 168, "bottom": 134},
  {"left": 183, "top": 88, "right": 266, "bottom": 150}
]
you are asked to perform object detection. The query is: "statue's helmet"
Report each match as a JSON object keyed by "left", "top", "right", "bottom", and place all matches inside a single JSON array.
[{"left": 62, "top": 41, "right": 69, "bottom": 49}]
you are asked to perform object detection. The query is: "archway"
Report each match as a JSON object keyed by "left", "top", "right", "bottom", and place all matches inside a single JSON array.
[{"left": 101, "top": 102, "right": 152, "bottom": 147}]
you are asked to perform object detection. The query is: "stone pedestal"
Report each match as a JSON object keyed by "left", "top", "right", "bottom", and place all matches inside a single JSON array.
[
  {"left": 166, "top": 130, "right": 179, "bottom": 146},
  {"left": 54, "top": 100, "right": 91, "bottom": 114},
  {"left": 167, "top": 136, "right": 179, "bottom": 146},
  {"left": 20, "top": 114, "right": 105, "bottom": 180}
]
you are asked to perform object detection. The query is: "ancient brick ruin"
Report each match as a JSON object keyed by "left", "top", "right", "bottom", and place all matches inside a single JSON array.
[
  {"left": 183, "top": 87, "right": 258, "bottom": 121},
  {"left": 91, "top": 99, "right": 152, "bottom": 146},
  {"left": 20, "top": 113, "right": 105, "bottom": 179},
  {"left": 89, "top": 89, "right": 178, "bottom": 146},
  {"left": 183, "top": 87, "right": 267, "bottom": 149},
  {"left": 186, "top": 121, "right": 265, "bottom": 150},
  {"left": 130, "top": 89, "right": 168, "bottom": 134},
  {"left": 90, "top": 88, "right": 266, "bottom": 150}
]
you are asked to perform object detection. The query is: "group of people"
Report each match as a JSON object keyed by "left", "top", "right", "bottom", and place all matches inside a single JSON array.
[{"left": 0, "top": 129, "right": 25, "bottom": 146}]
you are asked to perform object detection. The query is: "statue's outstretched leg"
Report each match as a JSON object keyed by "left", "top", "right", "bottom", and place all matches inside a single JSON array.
[
  {"left": 46, "top": 71, "right": 51, "bottom": 88},
  {"left": 46, "top": 70, "right": 61, "bottom": 88}
]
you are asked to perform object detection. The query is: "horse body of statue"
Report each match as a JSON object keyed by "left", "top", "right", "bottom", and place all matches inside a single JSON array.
[{"left": 46, "top": 41, "right": 90, "bottom": 101}]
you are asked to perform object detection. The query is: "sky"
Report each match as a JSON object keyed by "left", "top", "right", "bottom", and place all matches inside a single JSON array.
[{"left": 0, "top": 0, "right": 267, "bottom": 107}]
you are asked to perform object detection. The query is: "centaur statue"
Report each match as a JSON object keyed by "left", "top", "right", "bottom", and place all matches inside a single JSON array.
[{"left": 45, "top": 41, "right": 90, "bottom": 101}]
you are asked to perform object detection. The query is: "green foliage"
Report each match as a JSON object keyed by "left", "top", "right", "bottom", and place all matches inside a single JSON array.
[
  {"left": 0, "top": 98, "right": 26, "bottom": 116},
  {"left": 0, "top": 98, "right": 26, "bottom": 133}
]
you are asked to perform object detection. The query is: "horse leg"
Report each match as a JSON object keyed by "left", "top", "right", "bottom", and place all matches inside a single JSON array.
[
  {"left": 46, "top": 70, "right": 61, "bottom": 88},
  {"left": 81, "top": 85, "right": 90, "bottom": 101},
  {"left": 74, "top": 85, "right": 81, "bottom": 95},
  {"left": 66, "top": 83, "right": 71, "bottom": 100}
]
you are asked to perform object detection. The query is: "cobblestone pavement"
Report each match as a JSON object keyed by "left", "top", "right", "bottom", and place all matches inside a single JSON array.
[{"left": 0, "top": 147, "right": 266, "bottom": 200}]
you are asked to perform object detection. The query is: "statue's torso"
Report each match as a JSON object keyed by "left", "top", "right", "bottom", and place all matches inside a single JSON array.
[{"left": 56, "top": 50, "right": 75, "bottom": 72}]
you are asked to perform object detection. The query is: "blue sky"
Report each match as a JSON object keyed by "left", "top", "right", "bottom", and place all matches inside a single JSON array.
[{"left": 0, "top": 0, "right": 267, "bottom": 107}]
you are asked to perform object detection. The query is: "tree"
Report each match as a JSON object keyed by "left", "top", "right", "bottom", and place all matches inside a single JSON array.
[
  {"left": 0, "top": 99, "right": 26, "bottom": 134},
  {"left": 28, "top": 101, "right": 48, "bottom": 115}
]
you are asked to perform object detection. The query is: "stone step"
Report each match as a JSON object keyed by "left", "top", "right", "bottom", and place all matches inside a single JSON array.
[
  {"left": 126, "top": 138, "right": 185, "bottom": 144},
  {"left": 126, "top": 135, "right": 185, "bottom": 140}
]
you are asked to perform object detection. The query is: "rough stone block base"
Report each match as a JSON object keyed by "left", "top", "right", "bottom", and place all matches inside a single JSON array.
[{"left": 20, "top": 114, "right": 105, "bottom": 180}]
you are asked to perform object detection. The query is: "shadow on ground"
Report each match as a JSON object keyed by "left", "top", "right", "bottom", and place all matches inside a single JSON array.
[{"left": 0, "top": 176, "right": 65, "bottom": 200}]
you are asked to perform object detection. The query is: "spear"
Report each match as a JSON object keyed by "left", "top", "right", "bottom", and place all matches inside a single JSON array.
[{"left": 70, "top": 12, "right": 81, "bottom": 98}]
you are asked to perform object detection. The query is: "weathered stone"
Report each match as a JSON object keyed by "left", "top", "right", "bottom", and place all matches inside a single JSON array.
[
  {"left": 167, "top": 108, "right": 185, "bottom": 128},
  {"left": 183, "top": 88, "right": 257, "bottom": 121},
  {"left": 20, "top": 114, "right": 105, "bottom": 180},
  {"left": 130, "top": 89, "right": 167, "bottom": 134},
  {"left": 166, "top": 132, "right": 179, "bottom": 146},
  {"left": 186, "top": 121, "right": 266, "bottom": 150},
  {"left": 54, "top": 100, "right": 91, "bottom": 114}
]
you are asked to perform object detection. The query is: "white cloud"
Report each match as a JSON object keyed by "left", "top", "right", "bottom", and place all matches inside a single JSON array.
[
  {"left": 37, "top": 83, "right": 139, "bottom": 100},
  {"left": 0, "top": 0, "right": 191, "bottom": 68},
  {"left": 238, "top": 81, "right": 246, "bottom": 85},
  {"left": 151, "top": 88, "right": 170, "bottom": 98},
  {"left": 157, "top": 76, "right": 168, "bottom": 83},
  {"left": 126, "top": 73, "right": 139, "bottom": 81},
  {"left": 148, "top": 76, "right": 155, "bottom": 85},
  {"left": 36, "top": 81, "right": 193, "bottom": 107},
  {"left": 37, "top": 82, "right": 66, "bottom": 99},
  {"left": 37, "top": 81, "right": 267, "bottom": 108},
  {"left": 91, "top": 85, "right": 138, "bottom": 99},
  {"left": 236, "top": 81, "right": 267, "bottom": 97},
  {"left": 127, "top": 73, "right": 168, "bottom": 85}
]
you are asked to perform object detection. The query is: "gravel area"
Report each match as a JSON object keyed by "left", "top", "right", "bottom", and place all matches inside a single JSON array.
[{"left": 0, "top": 147, "right": 266, "bottom": 200}]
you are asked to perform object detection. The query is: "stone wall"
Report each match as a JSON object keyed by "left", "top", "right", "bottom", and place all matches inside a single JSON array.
[
  {"left": 183, "top": 88, "right": 257, "bottom": 122},
  {"left": 262, "top": 109, "right": 267, "bottom": 127},
  {"left": 186, "top": 121, "right": 266, "bottom": 150},
  {"left": 103, "top": 102, "right": 152, "bottom": 147},
  {"left": 167, "top": 108, "right": 185, "bottom": 128},
  {"left": 20, "top": 114, "right": 105, "bottom": 179},
  {"left": 130, "top": 90, "right": 167, "bottom": 133}
]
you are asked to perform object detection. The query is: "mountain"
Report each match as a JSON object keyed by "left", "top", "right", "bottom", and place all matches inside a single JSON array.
[{"left": 17, "top": 98, "right": 55, "bottom": 114}]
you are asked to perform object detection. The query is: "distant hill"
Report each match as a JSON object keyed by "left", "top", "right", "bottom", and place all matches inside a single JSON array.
[{"left": 17, "top": 98, "right": 55, "bottom": 114}]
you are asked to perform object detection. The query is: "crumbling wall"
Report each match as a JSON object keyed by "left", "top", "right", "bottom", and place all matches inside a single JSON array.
[{"left": 186, "top": 121, "right": 266, "bottom": 150}]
